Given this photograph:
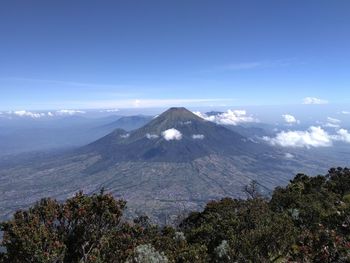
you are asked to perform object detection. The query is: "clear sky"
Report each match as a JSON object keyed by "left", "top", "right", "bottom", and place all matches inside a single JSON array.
[{"left": 0, "top": 0, "right": 349, "bottom": 110}]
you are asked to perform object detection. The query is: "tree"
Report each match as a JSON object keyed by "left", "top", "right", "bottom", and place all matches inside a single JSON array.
[
  {"left": 180, "top": 198, "right": 296, "bottom": 262},
  {"left": 1, "top": 191, "right": 126, "bottom": 263}
]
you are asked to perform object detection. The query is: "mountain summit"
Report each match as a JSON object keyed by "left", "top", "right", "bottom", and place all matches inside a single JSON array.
[
  {"left": 83, "top": 107, "right": 269, "bottom": 162},
  {"left": 152, "top": 107, "right": 203, "bottom": 123}
]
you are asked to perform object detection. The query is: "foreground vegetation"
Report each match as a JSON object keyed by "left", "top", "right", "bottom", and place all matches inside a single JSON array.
[{"left": 1, "top": 168, "right": 350, "bottom": 262}]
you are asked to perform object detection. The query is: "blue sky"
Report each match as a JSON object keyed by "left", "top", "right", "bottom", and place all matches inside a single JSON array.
[{"left": 0, "top": 0, "right": 349, "bottom": 110}]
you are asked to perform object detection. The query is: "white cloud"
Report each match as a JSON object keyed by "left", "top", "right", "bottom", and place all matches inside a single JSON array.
[
  {"left": 302, "top": 97, "right": 328, "bottom": 105},
  {"left": 341, "top": 111, "right": 350, "bottom": 115},
  {"left": 11, "top": 110, "right": 46, "bottom": 118},
  {"left": 264, "top": 126, "right": 333, "bottom": 148},
  {"left": 333, "top": 129, "right": 350, "bottom": 143},
  {"left": 162, "top": 128, "right": 182, "bottom": 141},
  {"left": 192, "top": 134, "right": 205, "bottom": 140},
  {"left": 47, "top": 112, "right": 54, "bottom": 117},
  {"left": 282, "top": 114, "right": 299, "bottom": 124},
  {"left": 133, "top": 99, "right": 141, "bottom": 108},
  {"left": 327, "top": 117, "right": 341, "bottom": 124},
  {"left": 56, "top": 109, "right": 86, "bottom": 115},
  {"left": 146, "top": 133, "right": 159, "bottom": 139},
  {"left": 324, "top": 123, "right": 340, "bottom": 128},
  {"left": 284, "top": 153, "right": 294, "bottom": 159},
  {"left": 323, "top": 117, "right": 341, "bottom": 128},
  {"left": 265, "top": 125, "right": 350, "bottom": 148},
  {"left": 181, "top": 121, "right": 192, "bottom": 125},
  {"left": 193, "top": 111, "right": 210, "bottom": 119},
  {"left": 120, "top": 133, "right": 130, "bottom": 139},
  {"left": 194, "top": 109, "right": 257, "bottom": 126}
]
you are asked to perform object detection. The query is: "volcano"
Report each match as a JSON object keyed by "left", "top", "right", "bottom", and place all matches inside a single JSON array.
[
  {"left": 0, "top": 107, "right": 301, "bottom": 223},
  {"left": 82, "top": 107, "right": 270, "bottom": 163}
]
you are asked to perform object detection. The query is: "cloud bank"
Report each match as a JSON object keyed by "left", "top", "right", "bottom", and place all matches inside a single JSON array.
[
  {"left": 2, "top": 109, "right": 87, "bottom": 119},
  {"left": 11, "top": 110, "right": 46, "bottom": 118},
  {"left": 264, "top": 126, "right": 332, "bottom": 148},
  {"left": 264, "top": 126, "right": 350, "bottom": 148},
  {"left": 162, "top": 128, "right": 182, "bottom": 141}
]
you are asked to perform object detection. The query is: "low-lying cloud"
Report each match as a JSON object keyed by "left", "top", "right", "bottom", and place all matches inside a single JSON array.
[
  {"left": 282, "top": 114, "right": 299, "bottom": 124},
  {"left": 264, "top": 126, "right": 350, "bottom": 148},
  {"left": 264, "top": 126, "right": 332, "bottom": 148},
  {"left": 324, "top": 117, "right": 341, "bottom": 128},
  {"left": 11, "top": 110, "right": 46, "bottom": 118},
  {"left": 194, "top": 109, "right": 257, "bottom": 126},
  {"left": 162, "top": 128, "right": 182, "bottom": 141},
  {"left": 284, "top": 153, "right": 294, "bottom": 159},
  {"left": 146, "top": 133, "right": 159, "bottom": 139},
  {"left": 327, "top": 117, "right": 341, "bottom": 124},
  {"left": 334, "top": 129, "right": 350, "bottom": 143},
  {"left": 192, "top": 134, "right": 205, "bottom": 140}
]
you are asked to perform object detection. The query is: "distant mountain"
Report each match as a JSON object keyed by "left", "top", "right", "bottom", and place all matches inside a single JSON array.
[
  {"left": 99, "top": 115, "right": 153, "bottom": 132},
  {"left": 0, "top": 115, "right": 153, "bottom": 157},
  {"left": 0, "top": 107, "right": 338, "bottom": 223},
  {"left": 0, "top": 115, "right": 120, "bottom": 156}
]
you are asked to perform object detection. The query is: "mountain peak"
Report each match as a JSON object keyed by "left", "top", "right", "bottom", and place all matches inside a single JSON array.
[{"left": 157, "top": 107, "right": 202, "bottom": 122}]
